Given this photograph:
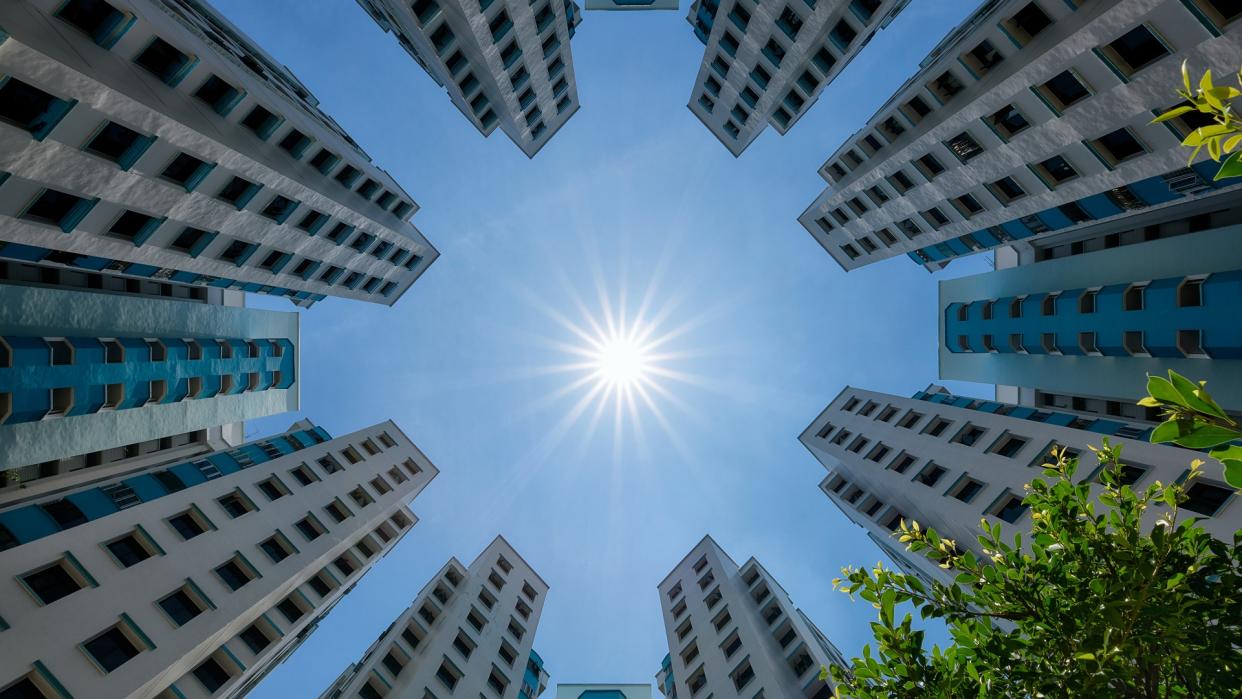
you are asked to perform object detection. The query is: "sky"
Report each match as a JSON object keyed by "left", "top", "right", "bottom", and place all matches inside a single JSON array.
[{"left": 220, "top": 0, "right": 995, "bottom": 692}]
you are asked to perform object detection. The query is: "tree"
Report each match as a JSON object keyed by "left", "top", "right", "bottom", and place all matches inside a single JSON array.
[
  {"left": 1153, "top": 61, "right": 1242, "bottom": 180},
  {"left": 827, "top": 442, "right": 1242, "bottom": 697},
  {"left": 1141, "top": 370, "right": 1242, "bottom": 489}
]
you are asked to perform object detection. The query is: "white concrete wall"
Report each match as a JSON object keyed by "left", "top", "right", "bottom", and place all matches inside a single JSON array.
[
  {"left": 0, "top": 0, "right": 438, "bottom": 306},
  {"left": 656, "top": 536, "right": 844, "bottom": 699},
  {"left": 798, "top": 0, "right": 1242, "bottom": 270},
  {"left": 320, "top": 536, "right": 550, "bottom": 699},
  {"left": 0, "top": 420, "right": 437, "bottom": 699}
]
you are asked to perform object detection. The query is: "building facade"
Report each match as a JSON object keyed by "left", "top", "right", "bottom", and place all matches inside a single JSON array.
[
  {"left": 686, "top": 0, "right": 910, "bottom": 156},
  {"left": 799, "top": 384, "right": 1240, "bottom": 585},
  {"left": 940, "top": 220, "right": 1242, "bottom": 414},
  {"left": 584, "top": 1, "right": 676, "bottom": 10},
  {"left": 0, "top": 0, "right": 438, "bottom": 308},
  {"left": 355, "top": 0, "right": 582, "bottom": 158},
  {"left": 797, "top": 0, "right": 1242, "bottom": 271},
  {"left": 655, "top": 535, "right": 847, "bottom": 699},
  {"left": 555, "top": 684, "right": 651, "bottom": 698},
  {"left": 0, "top": 419, "right": 437, "bottom": 699},
  {"left": 0, "top": 283, "right": 299, "bottom": 488},
  {"left": 319, "top": 536, "right": 550, "bottom": 699}
]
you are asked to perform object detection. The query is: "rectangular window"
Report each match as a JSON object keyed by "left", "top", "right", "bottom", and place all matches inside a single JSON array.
[
  {"left": 1100, "top": 25, "right": 1170, "bottom": 77},
  {"left": 134, "top": 38, "right": 193, "bottom": 86},
  {"left": 82, "top": 622, "right": 144, "bottom": 672},
  {"left": 214, "top": 555, "right": 257, "bottom": 591},
  {"left": 21, "top": 558, "right": 88, "bottom": 605},
  {"left": 194, "top": 75, "right": 242, "bottom": 115},
  {"left": 21, "top": 188, "right": 96, "bottom": 233},
  {"left": 83, "top": 121, "right": 151, "bottom": 169},
  {"left": 158, "top": 584, "right": 208, "bottom": 626},
  {"left": 1038, "top": 70, "right": 1091, "bottom": 112},
  {"left": 1003, "top": 2, "right": 1052, "bottom": 46},
  {"left": 1090, "top": 127, "right": 1146, "bottom": 166}
]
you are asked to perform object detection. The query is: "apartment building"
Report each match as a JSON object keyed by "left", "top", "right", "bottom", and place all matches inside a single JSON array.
[
  {"left": 355, "top": 0, "right": 582, "bottom": 158},
  {"left": 319, "top": 536, "right": 550, "bottom": 699},
  {"left": 655, "top": 536, "right": 847, "bottom": 699},
  {"left": 940, "top": 219, "right": 1242, "bottom": 415},
  {"left": 0, "top": 0, "right": 438, "bottom": 308},
  {"left": 0, "top": 419, "right": 437, "bottom": 699},
  {"left": 799, "top": 385, "right": 1240, "bottom": 586},
  {"left": 686, "top": 0, "right": 910, "bottom": 156},
  {"left": 556, "top": 684, "right": 651, "bottom": 698},
  {"left": 584, "top": 1, "right": 677, "bottom": 10},
  {"left": 797, "top": 0, "right": 1242, "bottom": 271},
  {"left": 0, "top": 283, "right": 300, "bottom": 489}
]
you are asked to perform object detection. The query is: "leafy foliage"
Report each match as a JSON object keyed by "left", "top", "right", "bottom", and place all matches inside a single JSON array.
[
  {"left": 1141, "top": 370, "right": 1242, "bottom": 489},
  {"left": 828, "top": 443, "right": 1242, "bottom": 698},
  {"left": 1152, "top": 61, "right": 1242, "bottom": 180}
]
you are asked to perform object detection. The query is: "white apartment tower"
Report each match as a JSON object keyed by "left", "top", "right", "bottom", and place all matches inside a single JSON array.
[
  {"left": 0, "top": 0, "right": 438, "bottom": 307},
  {"left": 799, "top": 385, "right": 1241, "bottom": 586},
  {"left": 319, "top": 536, "right": 550, "bottom": 699},
  {"left": 356, "top": 0, "right": 582, "bottom": 158},
  {"left": 655, "top": 536, "right": 847, "bottom": 699},
  {"left": 0, "top": 283, "right": 299, "bottom": 488},
  {"left": 686, "top": 0, "right": 910, "bottom": 156},
  {"left": 0, "top": 419, "right": 438, "bottom": 699},
  {"left": 797, "top": 0, "right": 1242, "bottom": 271}
]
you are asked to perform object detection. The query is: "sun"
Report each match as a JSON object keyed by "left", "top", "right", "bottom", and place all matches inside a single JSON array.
[{"left": 590, "top": 333, "right": 652, "bottom": 387}]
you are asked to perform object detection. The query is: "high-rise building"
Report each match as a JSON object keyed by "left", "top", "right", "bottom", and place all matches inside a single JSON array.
[
  {"left": 686, "top": 0, "right": 910, "bottom": 156},
  {"left": 797, "top": 0, "right": 1242, "bottom": 272},
  {"left": 319, "top": 535, "right": 550, "bottom": 699},
  {"left": 655, "top": 535, "right": 847, "bottom": 699},
  {"left": 0, "top": 0, "right": 438, "bottom": 308},
  {"left": 356, "top": 0, "right": 582, "bottom": 158},
  {"left": 0, "top": 283, "right": 300, "bottom": 492},
  {"left": 0, "top": 419, "right": 437, "bottom": 699},
  {"left": 940, "top": 220, "right": 1242, "bottom": 414},
  {"left": 556, "top": 684, "right": 651, "bottom": 698},
  {"left": 585, "top": 1, "right": 676, "bottom": 10},
  {"left": 799, "top": 384, "right": 1241, "bottom": 585}
]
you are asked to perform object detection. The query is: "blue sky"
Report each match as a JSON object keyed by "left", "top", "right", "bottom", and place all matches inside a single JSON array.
[{"left": 225, "top": 0, "right": 993, "bottom": 692}]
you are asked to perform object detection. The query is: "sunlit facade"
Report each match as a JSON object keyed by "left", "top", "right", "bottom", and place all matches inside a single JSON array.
[
  {"left": 686, "top": 0, "right": 910, "bottom": 156},
  {"left": 655, "top": 536, "right": 846, "bottom": 698},
  {"left": 0, "top": 0, "right": 438, "bottom": 307},
  {"left": 940, "top": 215, "right": 1242, "bottom": 415},
  {"left": 0, "top": 283, "right": 299, "bottom": 497},
  {"left": 0, "top": 420, "right": 436, "bottom": 699},
  {"left": 798, "top": 0, "right": 1242, "bottom": 271},
  {"left": 319, "top": 535, "right": 550, "bottom": 698},
  {"left": 800, "top": 385, "right": 1241, "bottom": 586},
  {"left": 356, "top": 0, "right": 583, "bottom": 158}
]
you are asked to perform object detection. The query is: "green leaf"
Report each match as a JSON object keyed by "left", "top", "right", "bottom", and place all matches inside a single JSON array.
[
  {"left": 1151, "top": 105, "right": 1195, "bottom": 123},
  {"left": 1218, "top": 459, "right": 1242, "bottom": 490},
  {"left": 1075, "top": 652, "right": 1096, "bottom": 661},
  {"left": 1146, "top": 375, "right": 1185, "bottom": 407},
  {"left": 1169, "top": 370, "right": 1227, "bottom": 419},
  {"left": 1150, "top": 419, "right": 1183, "bottom": 444},
  {"left": 1174, "top": 423, "right": 1240, "bottom": 449},
  {"left": 1216, "top": 151, "right": 1242, "bottom": 181}
]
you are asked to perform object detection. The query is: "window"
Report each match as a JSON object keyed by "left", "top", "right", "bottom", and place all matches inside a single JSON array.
[
  {"left": 134, "top": 38, "right": 192, "bottom": 86},
  {"left": 922, "top": 417, "right": 952, "bottom": 437},
  {"left": 217, "top": 491, "right": 254, "bottom": 519},
  {"left": 194, "top": 75, "right": 242, "bottom": 115},
  {"left": 952, "top": 424, "right": 986, "bottom": 447},
  {"left": 158, "top": 585, "right": 207, "bottom": 626},
  {"left": 168, "top": 509, "right": 208, "bottom": 540},
  {"left": 192, "top": 655, "right": 234, "bottom": 693},
  {"left": 276, "top": 595, "right": 307, "bottom": 623},
  {"left": 1102, "top": 25, "right": 1170, "bottom": 77},
  {"left": 897, "top": 410, "right": 923, "bottom": 429},
  {"left": 928, "top": 70, "right": 965, "bottom": 102},
  {"left": 1039, "top": 70, "right": 1091, "bottom": 111},
  {"left": 945, "top": 131, "right": 983, "bottom": 162},
  {"left": 1080, "top": 331, "right": 1101, "bottom": 356},
  {"left": 259, "top": 532, "right": 294, "bottom": 563},
  {"left": 1003, "top": 2, "right": 1052, "bottom": 45},
  {"left": 1036, "top": 155, "right": 1078, "bottom": 185},
  {"left": 436, "top": 658, "right": 462, "bottom": 691},
  {"left": 990, "top": 434, "right": 1029, "bottom": 458},
  {"left": 217, "top": 176, "right": 260, "bottom": 209},
  {"left": 1178, "top": 329, "right": 1209, "bottom": 359},
  {"left": 55, "top": 0, "right": 129, "bottom": 47},
  {"left": 452, "top": 629, "right": 476, "bottom": 659},
  {"left": 987, "top": 104, "right": 1029, "bottom": 140},
  {"left": 21, "top": 188, "right": 95, "bottom": 232},
  {"left": 889, "top": 452, "right": 917, "bottom": 474},
  {"left": 923, "top": 207, "right": 951, "bottom": 229},
  {"left": 952, "top": 193, "right": 985, "bottom": 218},
  {"left": 990, "top": 493, "right": 1028, "bottom": 523},
  {"left": 988, "top": 176, "right": 1027, "bottom": 204},
  {"left": 1091, "top": 128, "right": 1145, "bottom": 166},
  {"left": 214, "top": 556, "right": 256, "bottom": 591},
  {"left": 1124, "top": 283, "right": 1146, "bottom": 311},
  {"left": 83, "top": 121, "right": 149, "bottom": 168},
  {"left": 22, "top": 559, "right": 87, "bottom": 605},
  {"left": 0, "top": 78, "right": 74, "bottom": 140},
  {"left": 762, "top": 38, "right": 786, "bottom": 68},
  {"left": 915, "top": 153, "right": 945, "bottom": 179},
  {"left": 82, "top": 623, "right": 144, "bottom": 672},
  {"left": 106, "top": 532, "right": 155, "bottom": 568},
  {"left": 888, "top": 169, "right": 915, "bottom": 193},
  {"left": 1180, "top": 481, "right": 1232, "bottom": 516},
  {"left": 949, "top": 477, "right": 985, "bottom": 503},
  {"left": 1123, "top": 330, "right": 1148, "bottom": 356},
  {"left": 241, "top": 104, "right": 281, "bottom": 140},
  {"left": 256, "top": 476, "right": 289, "bottom": 501},
  {"left": 830, "top": 18, "right": 857, "bottom": 48},
  {"left": 1178, "top": 278, "right": 1205, "bottom": 307},
  {"left": 964, "top": 39, "right": 1003, "bottom": 75},
  {"left": 239, "top": 623, "right": 273, "bottom": 655},
  {"left": 1041, "top": 333, "right": 1061, "bottom": 354},
  {"left": 914, "top": 463, "right": 947, "bottom": 487},
  {"left": 731, "top": 658, "right": 755, "bottom": 691}
]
